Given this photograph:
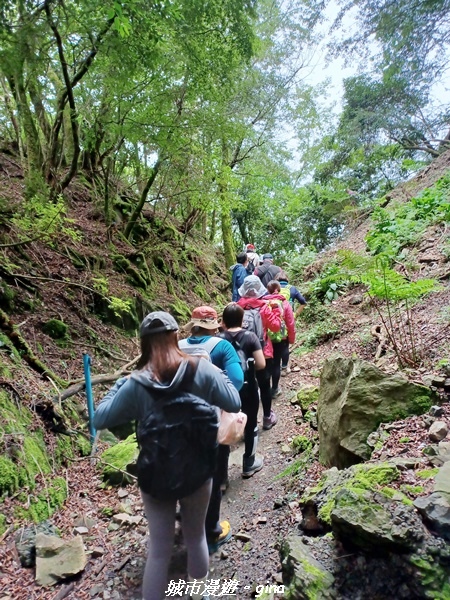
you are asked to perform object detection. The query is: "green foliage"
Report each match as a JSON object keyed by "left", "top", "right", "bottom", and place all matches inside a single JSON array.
[
  {"left": 367, "top": 173, "right": 450, "bottom": 258},
  {"left": 11, "top": 195, "right": 80, "bottom": 242},
  {"left": 108, "top": 297, "right": 133, "bottom": 319},
  {"left": 291, "top": 435, "right": 313, "bottom": 455}
]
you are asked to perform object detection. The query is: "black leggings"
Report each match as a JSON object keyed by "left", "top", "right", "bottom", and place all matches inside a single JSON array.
[
  {"left": 256, "top": 358, "right": 273, "bottom": 417},
  {"left": 272, "top": 339, "right": 289, "bottom": 390},
  {"left": 240, "top": 374, "right": 260, "bottom": 456}
]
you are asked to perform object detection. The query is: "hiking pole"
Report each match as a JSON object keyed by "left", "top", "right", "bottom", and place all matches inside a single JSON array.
[{"left": 83, "top": 353, "right": 96, "bottom": 446}]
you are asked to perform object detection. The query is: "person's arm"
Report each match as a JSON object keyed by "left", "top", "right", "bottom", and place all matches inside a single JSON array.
[
  {"left": 252, "top": 348, "right": 266, "bottom": 370},
  {"left": 192, "top": 360, "right": 241, "bottom": 412},
  {"left": 235, "top": 267, "right": 247, "bottom": 291},
  {"left": 295, "top": 304, "right": 306, "bottom": 317},
  {"left": 94, "top": 377, "right": 141, "bottom": 430}
]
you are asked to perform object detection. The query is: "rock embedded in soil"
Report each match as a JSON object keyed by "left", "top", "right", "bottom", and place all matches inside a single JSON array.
[
  {"left": 35, "top": 533, "right": 87, "bottom": 587},
  {"left": 280, "top": 534, "right": 335, "bottom": 600},
  {"left": 429, "top": 421, "right": 449, "bottom": 442},
  {"left": 414, "top": 493, "right": 450, "bottom": 541},
  {"left": 15, "top": 521, "right": 59, "bottom": 568}
]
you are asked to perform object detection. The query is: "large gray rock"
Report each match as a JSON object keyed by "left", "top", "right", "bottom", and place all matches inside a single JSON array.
[
  {"left": 429, "top": 421, "right": 449, "bottom": 443},
  {"left": 318, "top": 357, "right": 435, "bottom": 468},
  {"left": 35, "top": 533, "right": 87, "bottom": 587},
  {"left": 280, "top": 534, "right": 335, "bottom": 600},
  {"left": 414, "top": 493, "right": 450, "bottom": 541}
]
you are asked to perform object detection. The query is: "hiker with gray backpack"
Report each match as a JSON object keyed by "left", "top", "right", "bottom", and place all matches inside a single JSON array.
[
  {"left": 93, "top": 311, "right": 240, "bottom": 600},
  {"left": 237, "top": 275, "right": 283, "bottom": 430}
]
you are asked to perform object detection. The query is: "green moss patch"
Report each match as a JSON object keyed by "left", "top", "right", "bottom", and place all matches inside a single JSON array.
[
  {"left": 416, "top": 468, "right": 439, "bottom": 479},
  {"left": 303, "top": 463, "right": 400, "bottom": 525},
  {"left": 100, "top": 434, "right": 138, "bottom": 486},
  {"left": 14, "top": 477, "right": 68, "bottom": 523},
  {"left": 292, "top": 386, "right": 319, "bottom": 412},
  {"left": 42, "top": 319, "right": 68, "bottom": 339}
]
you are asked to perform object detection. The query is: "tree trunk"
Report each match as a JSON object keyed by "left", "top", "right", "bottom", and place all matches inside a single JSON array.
[{"left": 125, "top": 158, "right": 163, "bottom": 240}]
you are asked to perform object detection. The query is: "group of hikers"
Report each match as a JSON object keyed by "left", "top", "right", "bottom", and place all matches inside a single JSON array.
[{"left": 93, "top": 245, "right": 307, "bottom": 600}]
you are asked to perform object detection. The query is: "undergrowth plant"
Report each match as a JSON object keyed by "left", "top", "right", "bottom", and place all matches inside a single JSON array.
[
  {"left": 339, "top": 250, "right": 439, "bottom": 367},
  {"left": 12, "top": 195, "right": 80, "bottom": 243}
]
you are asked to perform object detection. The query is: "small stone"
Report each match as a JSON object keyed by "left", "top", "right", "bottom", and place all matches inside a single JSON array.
[
  {"left": 73, "top": 526, "right": 89, "bottom": 535},
  {"left": 220, "top": 551, "right": 228, "bottom": 560},
  {"left": 430, "top": 406, "right": 444, "bottom": 417},
  {"left": 431, "top": 377, "right": 446, "bottom": 387},
  {"left": 281, "top": 444, "right": 291, "bottom": 454},
  {"left": 273, "top": 498, "right": 284, "bottom": 509},
  {"left": 73, "top": 516, "right": 96, "bottom": 530},
  {"left": 235, "top": 532, "right": 251, "bottom": 542},
  {"left": 429, "top": 421, "right": 449, "bottom": 442},
  {"left": 117, "top": 489, "right": 129, "bottom": 499},
  {"left": 257, "top": 516, "right": 267, "bottom": 524},
  {"left": 91, "top": 547, "right": 105, "bottom": 557},
  {"left": 90, "top": 584, "right": 104, "bottom": 597},
  {"left": 107, "top": 522, "right": 121, "bottom": 532},
  {"left": 444, "top": 379, "right": 450, "bottom": 392},
  {"left": 288, "top": 501, "right": 299, "bottom": 510}
]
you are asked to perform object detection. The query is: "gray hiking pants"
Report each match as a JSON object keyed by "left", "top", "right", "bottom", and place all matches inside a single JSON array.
[{"left": 141, "top": 479, "right": 212, "bottom": 600}]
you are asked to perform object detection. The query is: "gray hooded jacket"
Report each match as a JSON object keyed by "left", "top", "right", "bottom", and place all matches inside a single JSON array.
[{"left": 94, "top": 358, "right": 241, "bottom": 431}]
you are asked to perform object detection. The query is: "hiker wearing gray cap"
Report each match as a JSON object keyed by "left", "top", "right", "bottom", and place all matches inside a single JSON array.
[
  {"left": 94, "top": 311, "right": 240, "bottom": 600},
  {"left": 254, "top": 253, "right": 281, "bottom": 288}
]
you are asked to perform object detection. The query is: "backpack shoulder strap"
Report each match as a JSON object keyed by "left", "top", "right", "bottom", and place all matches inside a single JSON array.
[{"left": 201, "top": 336, "right": 222, "bottom": 354}]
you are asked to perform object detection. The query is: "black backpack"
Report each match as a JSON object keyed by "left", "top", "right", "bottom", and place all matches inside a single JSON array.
[
  {"left": 218, "top": 330, "right": 250, "bottom": 373},
  {"left": 136, "top": 360, "right": 218, "bottom": 500}
]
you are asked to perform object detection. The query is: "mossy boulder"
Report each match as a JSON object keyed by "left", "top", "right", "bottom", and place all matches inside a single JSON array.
[
  {"left": 318, "top": 356, "right": 436, "bottom": 468},
  {"left": 281, "top": 534, "right": 335, "bottom": 599},
  {"left": 301, "top": 462, "right": 401, "bottom": 527},
  {"left": 100, "top": 434, "right": 138, "bottom": 486},
  {"left": 42, "top": 319, "right": 68, "bottom": 339}
]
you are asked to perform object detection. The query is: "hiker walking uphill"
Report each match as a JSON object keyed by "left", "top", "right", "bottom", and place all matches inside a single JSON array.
[
  {"left": 254, "top": 253, "right": 281, "bottom": 288},
  {"left": 265, "top": 280, "right": 296, "bottom": 397},
  {"left": 245, "top": 244, "right": 260, "bottom": 274},
  {"left": 219, "top": 302, "right": 266, "bottom": 477},
  {"left": 179, "top": 306, "right": 243, "bottom": 555},
  {"left": 276, "top": 270, "right": 307, "bottom": 318},
  {"left": 237, "top": 275, "right": 282, "bottom": 430},
  {"left": 93, "top": 312, "right": 240, "bottom": 600},
  {"left": 230, "top": 252, "right": 249, "bottom": 302}
]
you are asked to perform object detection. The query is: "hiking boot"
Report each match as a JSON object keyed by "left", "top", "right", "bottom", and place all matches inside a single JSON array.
[
  {"left": 263, "top": 410, "right": 278, "bottom": 430},
  {"left": 271, "top": 387, "right": 282, "bottom": 398},
  {"left": 242, "top": 454, "right": 264, "bottom": 478},
  {"left": 207, "top": 520, "right": 232, "bottom": 554},
  {"left": 281, "top": 366, "right": 291, "bottom": 376}
]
